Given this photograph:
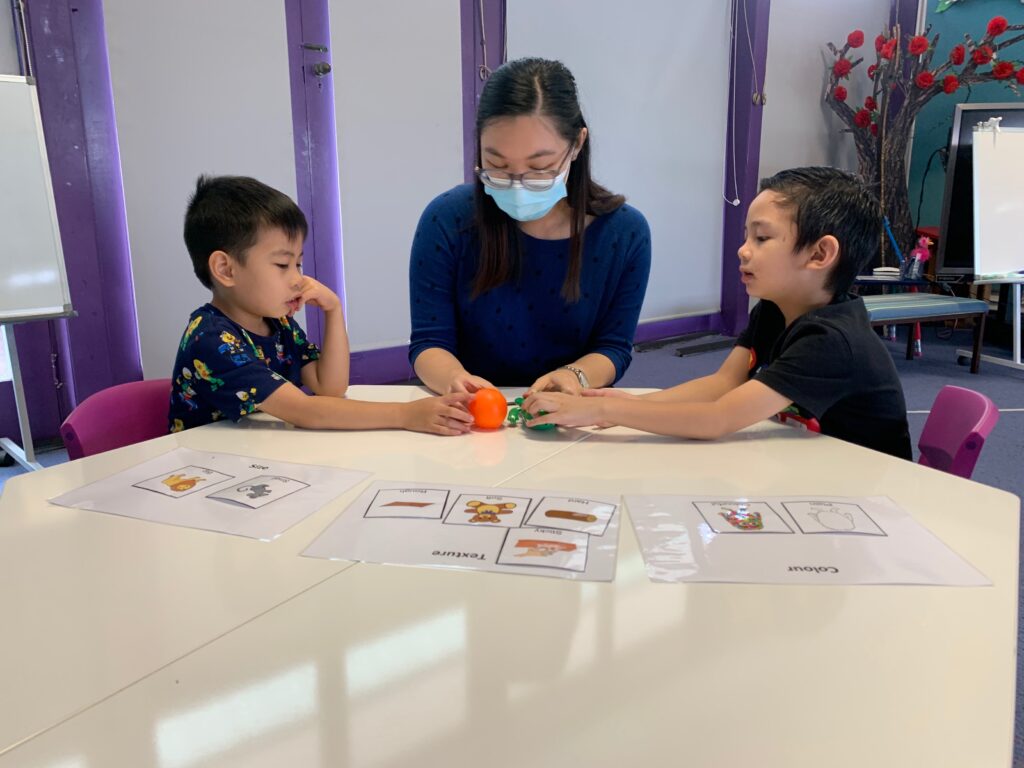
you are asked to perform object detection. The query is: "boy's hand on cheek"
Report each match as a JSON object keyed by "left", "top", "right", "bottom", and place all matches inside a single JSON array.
[{"left": 296, "top": 276, "right": 342, "bottom": 313}]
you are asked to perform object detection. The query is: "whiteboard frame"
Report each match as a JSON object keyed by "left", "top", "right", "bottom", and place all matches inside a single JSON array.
[{"left": 0, "top": 74, "right": 74, "bottom": 323}]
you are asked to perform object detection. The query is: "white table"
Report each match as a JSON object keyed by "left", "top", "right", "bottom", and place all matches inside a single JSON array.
[{"left": 0, "top": 386, "right": 1017, "bottom": 767}]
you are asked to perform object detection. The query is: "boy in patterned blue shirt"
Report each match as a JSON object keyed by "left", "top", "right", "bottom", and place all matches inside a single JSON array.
[{"left": 169, "top": 175, "right": 472, "bottom": 435}]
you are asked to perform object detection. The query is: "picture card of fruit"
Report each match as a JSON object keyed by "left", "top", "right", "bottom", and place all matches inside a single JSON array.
[
  {"left": 48, "top": 447, "right": 369, "bottom": 540},
  {"left": 302, "top": 481, "right": 621, "bottom": 581},
  {"left": 624, "top": 495, "right": 990, "bottom": 586}
]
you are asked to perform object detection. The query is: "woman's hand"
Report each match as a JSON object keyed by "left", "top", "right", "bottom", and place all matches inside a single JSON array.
[
  {"left": 447, "top": 370, "right": 495, "bottom": 395},
  {"left": 526, "top": 367, "right": 582, "bottom": 396}
]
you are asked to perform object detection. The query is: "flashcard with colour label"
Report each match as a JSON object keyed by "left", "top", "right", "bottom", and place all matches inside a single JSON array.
[
  {"left": 694, "top": 501, "right": 794, "bottom": 534},
  {"left": 783, "top": 500, "right": 885, "bottom": 536}
]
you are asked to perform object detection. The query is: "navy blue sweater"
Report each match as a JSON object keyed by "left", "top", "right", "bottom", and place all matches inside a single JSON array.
[{"left": 408, "top": 184, "right": 651, "bottom": 385}]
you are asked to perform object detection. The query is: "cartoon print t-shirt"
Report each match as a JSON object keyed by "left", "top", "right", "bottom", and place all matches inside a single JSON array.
[{"left": 168, "top": 303, "right": 320, "bottom": 433}]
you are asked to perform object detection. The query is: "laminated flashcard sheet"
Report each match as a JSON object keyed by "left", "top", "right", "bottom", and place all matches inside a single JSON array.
[
  {"left": 49, "top": 447, "right": 369, "bottom": 540},
  {"left": 625, "top": 495, "right": 990, "bottom": 586},
  {"left": 303, "top": 481, "right": 621, "bottom": 581}
]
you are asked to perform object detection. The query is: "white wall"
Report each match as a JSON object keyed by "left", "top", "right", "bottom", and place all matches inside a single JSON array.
[
  {"left": 104, "top": 1, "right": 297, "bottom": 378},
  {"left": 0, "top": 10, "right": 21, "bottom": 75},
  {"left": 508, "top": 0, "right": 732, "bottom": 322},
  {"left": 758, "top": 0, "right": 891, "bottom": 179},
  {"left": 330, "top": 0, "right": 464, "bottom": 351}
]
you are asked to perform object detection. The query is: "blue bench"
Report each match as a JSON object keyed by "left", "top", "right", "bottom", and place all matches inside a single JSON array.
[{"left": 862, "top": 293, "right": 988, "bottom": 373}]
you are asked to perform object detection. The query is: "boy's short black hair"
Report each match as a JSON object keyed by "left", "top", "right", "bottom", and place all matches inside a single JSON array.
[
  {"left": 184, "top": 175, "right": 308, "bottom": 289},
  {"left": 758, "top": 167, "right": 881, "bottom": 296}
]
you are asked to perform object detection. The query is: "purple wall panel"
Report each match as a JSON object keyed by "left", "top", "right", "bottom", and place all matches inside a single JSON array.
[
  {"left": 459, "top": 0, "right": 506, "bottom": 182},
  {"left": 284, "top": 0, "right": 345, "bottom": 349},
  {"left": 720, "top": 0, "right": 771, "bottom": 337}
]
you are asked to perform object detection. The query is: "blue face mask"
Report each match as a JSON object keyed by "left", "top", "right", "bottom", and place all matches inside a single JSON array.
[{"left": 484, "top": 171, "right": 568, "bottom": 222}]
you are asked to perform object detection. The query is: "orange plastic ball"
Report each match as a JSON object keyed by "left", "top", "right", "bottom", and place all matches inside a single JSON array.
[{"left": 469, "top": 388, "right": 508, "bottom": 429}]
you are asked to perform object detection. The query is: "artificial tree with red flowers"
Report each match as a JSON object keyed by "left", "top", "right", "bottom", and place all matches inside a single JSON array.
[{"left": 825, "top": 17, "right": 1023, "bottom": 265}]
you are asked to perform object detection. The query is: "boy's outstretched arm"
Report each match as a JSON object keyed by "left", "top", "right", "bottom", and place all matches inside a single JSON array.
[
  {"left": 297, "top": 277, "right": 349, "bottom": 397},
  {"left": 259, "top": 383, "right": 474, "bottom": 435},
  {"left": 523, "top": 378, "right": 791, "bottom": 440}
]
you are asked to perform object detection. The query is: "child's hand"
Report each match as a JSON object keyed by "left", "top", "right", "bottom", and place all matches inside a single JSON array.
[
  {"left": 521, "top": 391, "right": 605, "bottom": 428},
  {"left": 295, "top": 276, "right": 342, "bottom": 314},
  {"left": 581, "top": 388, "right": 637, "bottom": 400},
  {"left": 401, "top": 393, "right": 474, "bottom": 435}
]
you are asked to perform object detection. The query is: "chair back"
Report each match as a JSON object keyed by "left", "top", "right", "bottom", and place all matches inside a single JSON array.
[
  {"left": 918, "top": 385, "right": 999, "bottom": 479},
  {"left": 60, "top": 379, "right": 173, "bottom": 460}
]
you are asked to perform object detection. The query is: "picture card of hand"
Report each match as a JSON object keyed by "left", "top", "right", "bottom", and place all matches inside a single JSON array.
[
  {"left": 625, "top": 494, "right": 989, "bottom": 586},
  {"left": 49, "top": 447, "right": 369, "bottom": 540}
]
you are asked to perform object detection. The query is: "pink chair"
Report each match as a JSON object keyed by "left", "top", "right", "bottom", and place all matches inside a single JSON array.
[
  {"left": 917, "top": 385, "right": 999, "bottom": 479},
  {"left": 59, "top": 379, "right": 173, "bottom": 460}
]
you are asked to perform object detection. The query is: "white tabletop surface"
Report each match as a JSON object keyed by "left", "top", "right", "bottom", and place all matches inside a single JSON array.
[
  {"left": 0, "top": 386, "right": 1018, "bottom": 766},
  {"left": 0, "top": 385, "right": 590, "bottom": 754}
]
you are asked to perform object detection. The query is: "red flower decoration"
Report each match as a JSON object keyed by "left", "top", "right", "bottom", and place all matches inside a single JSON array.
[
  {"left": 1018, "top": 68, "right": 1024, "bottom": 86},
  {"left": 854, "top": 109, "right": 872, "bottom": 128},
  {"left": 864, "top": 96, "right": 878, "bottom": 110},
  {"left": 870, "top": 123, "right": 879, "bottom": 136},
  {"left": 881, "top": 40, "right": 897, "bottom": 60},
  {"left": 942, "top": 74, "right": 959, "bottom": 94},
  {"left": 867, "top": 64, "right": 878, "bottom": 78},
  {"left": 908, "top": 36, "right": 929, "bottom": 56},
  {"left": 875, "top": 34, "right": 887, "bottom": 52},
  {"left": 987, "top": 16, "right": 1009, "bottom": 37},
  {"left": 950, "top": 44, "right": 965, "bottom": 65},
  {"left": 915, "top": 71, "right": 935, "bottom": 89},
  {"left": 847, "top": 30, "right": 865, "bottom": 49},
  {"left": 833, "top": 86, "right": 848, "bottom": 101},
  {"left": 992, "top": 61, "right": 1015, "bottom": 80},
  {"left": 972, "top": 45, "right": 994, "bottom": 65},
  {"left": 833, "top": 57, "right": 853, "bottom": 78}
]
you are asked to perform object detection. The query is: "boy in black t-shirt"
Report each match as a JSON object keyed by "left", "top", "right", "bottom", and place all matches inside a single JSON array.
[
  {"left": 523, "top": 167, "right": 912, "bottom": 459},
  {"left": 168, "top": 175, "right": 472, "bottom": 435}
]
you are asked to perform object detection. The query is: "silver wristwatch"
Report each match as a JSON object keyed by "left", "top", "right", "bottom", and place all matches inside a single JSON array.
[{"left": 559, "top": 365, "right": 590, "bottom": 389}]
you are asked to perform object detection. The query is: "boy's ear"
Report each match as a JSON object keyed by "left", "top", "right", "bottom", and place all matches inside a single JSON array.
[
  {"left": 805, "top": 235, "right": 840, "bottom": 275},
  {"left": 208, "top": 250, "right": 236, "bottom": 288}
]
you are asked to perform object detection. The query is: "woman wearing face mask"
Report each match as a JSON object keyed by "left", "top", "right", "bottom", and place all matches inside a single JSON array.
[{"left": 409, "top": 57, "right": 651, "bottom": 395}]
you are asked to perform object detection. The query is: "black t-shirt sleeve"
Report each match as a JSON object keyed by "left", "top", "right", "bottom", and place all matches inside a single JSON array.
[
  {"left": 752, "top": 323, "right": 853, "bottom": 419},
  {"left": 734, "top": 303, "right": 761, "bottom": 350}
]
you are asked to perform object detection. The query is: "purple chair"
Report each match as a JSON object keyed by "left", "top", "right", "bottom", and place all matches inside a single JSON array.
[
  {"left": 59, "top": 379, "right": 173, "bottom": 460},
  {"left": 917, "top": 385, "right": 999, "bottom": 479}
]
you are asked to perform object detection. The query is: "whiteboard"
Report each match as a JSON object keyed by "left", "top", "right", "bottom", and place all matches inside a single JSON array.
[
  {"left": 0, "top": 75, "right": 72, "bottom": 322},
  {"left": 972, "top": 126, "right": 1024, "bottom": 278}
]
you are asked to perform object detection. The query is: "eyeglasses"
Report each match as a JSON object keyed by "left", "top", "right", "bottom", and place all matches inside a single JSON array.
[{"left": 475, "top": 144, "right": 574, "bottom": 192}]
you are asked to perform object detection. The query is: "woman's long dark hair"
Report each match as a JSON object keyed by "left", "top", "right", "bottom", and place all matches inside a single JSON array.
[{"left": 472, "top": 58, "right": 624, "bottom": 302}]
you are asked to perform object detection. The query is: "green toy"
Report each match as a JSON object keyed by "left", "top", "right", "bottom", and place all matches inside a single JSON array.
[{"left": 507, "top": 397, "right": 556, "bottom": 430}]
